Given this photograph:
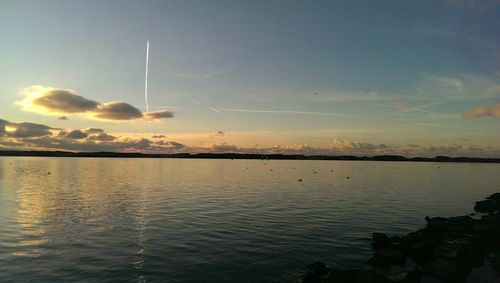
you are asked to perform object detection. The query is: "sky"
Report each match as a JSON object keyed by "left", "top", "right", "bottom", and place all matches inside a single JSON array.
[{"left": 0, "top": 0, "right": 499, "bottom": 157}]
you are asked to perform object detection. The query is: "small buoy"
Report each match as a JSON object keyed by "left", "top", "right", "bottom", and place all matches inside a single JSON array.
[
  {"left": 48, "top": 172, "right": 51, "bottom": 175},
  {"left": 298, "top": 179, "right": 303, "bottom": 182},
  {"left": 346, "top": 176, "right": 350, "bottom": 179}
]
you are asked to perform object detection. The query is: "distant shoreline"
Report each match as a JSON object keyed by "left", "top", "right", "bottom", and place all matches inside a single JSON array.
[{"left": 0, "top": 150, "right": 499, "bottom": 163}]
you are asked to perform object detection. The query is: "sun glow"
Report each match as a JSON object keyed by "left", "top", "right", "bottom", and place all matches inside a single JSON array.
[
  {"left": 17, "top": 85, "right": 68, "bottom": 116},
  {"left": 5, "top": 125, "right": 16, "bottom": 133}
]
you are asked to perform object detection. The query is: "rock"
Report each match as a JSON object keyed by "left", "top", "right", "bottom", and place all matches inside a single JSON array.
[
  {"left": 301, "top": 262, "right": 328, "bottom": 283},
  {"left": 298, "top": 193, "right": 500, "bottom": 283},
  {"left": 489, "top": 252, "right": 500, "bottom": 275},
  {"left": 371, "top": 233, "right": 391, "bottom": 250},
  {"left": 408, "top": 237, "right": 440, "bottom": 264},
  {"left": 486, "top": 193, "right": 500, "bottom": 201},
  {"left": 368, "top": 249, "right": 406, "bottom": 267},
  {"left": 307, "top": 261, "right": 328, "bottom": 277},
  {"left": 302, "top": 271, "right": 321, "bottom": 283},
  {"left": 324, "top": 269, "right": 389, "bottom": 283},
  {"left": 434, "top": 243, "right": 463, "bottom": 261},
  {"left": 474, "top": 199, "right": 500, "bottom": 213},
  {"left": 425, "top": 216, "right": 473, "bottom": 233},
  {"left": 421, "top": 259, "right": 469, "bottom": 283},
  {"left": 381, "top": 259, "right": 420, "bottom": 282}
]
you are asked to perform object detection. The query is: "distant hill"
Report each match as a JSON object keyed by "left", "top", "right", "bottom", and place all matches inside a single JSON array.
[{"left": 0, "top": 150, "right": 499, "bottom": 163}]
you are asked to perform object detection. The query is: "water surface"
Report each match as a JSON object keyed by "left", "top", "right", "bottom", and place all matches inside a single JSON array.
[{"left": 0, "top": 157, "right": 499, "bottom": 282}]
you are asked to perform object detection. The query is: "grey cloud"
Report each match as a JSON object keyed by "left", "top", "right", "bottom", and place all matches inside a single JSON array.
[
  {"left": 33, "top": 89, "right": 100, "bottom": 113},
  {"left": 83, "top": 128, "right": 105, "bottom": 134},
  {"left": 144, "top": 110, "right": 175, "bottom": 120},
  {"left": 86, "top": 133, "right": 116, "bottom": 141},
  {"left": 330, "top": 139, "right": 391, "bottom": 154},
  {"left": 7, "top": 122, "right": 53, "bottom": 138},
  {"left": 156, "top": 140, "right": 185, "bottom": 150},
  {"left": 211, "top": 143, "right": 239, "bottom": 152},
  {"left": 0, "top": 119, "right": 7, "bottom": 136},
  {"left": 0, "top": 118, "right": 186, "bottom": 153},
  {"left": 94, "top": 102, "right": 143, "bottom": 120},
  {"left": 65, "top": 130, "right": 88, "bottom": 139}
]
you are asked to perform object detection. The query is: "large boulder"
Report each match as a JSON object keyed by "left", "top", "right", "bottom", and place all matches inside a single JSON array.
[
  {"left": 323, "top": 269, "right": 389, "bottom": 283},
  {"left": 425, "top": 215, "right": 473, "bottom": 234},
  {"left": 301, "top": 262, "right": 329, "bottom": 283},
  {"left": 474, "top": 199, "right": 500, "bottom": 213},
  {"left": 486, "top": 193, "right": 500, "bottom": 201},
  {"left": 371, "top": 233, "right": 391, "bottom": 250},
  {"left": 420, "top": 259, "right": 470, "bottom": 283},
  {"left": 368, "top": 249, "right": 406, "bottom": 267}
]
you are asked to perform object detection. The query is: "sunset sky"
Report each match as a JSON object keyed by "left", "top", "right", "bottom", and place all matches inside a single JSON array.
[{"left": 0, "top": 0, "right": 499, "bottom": 156}]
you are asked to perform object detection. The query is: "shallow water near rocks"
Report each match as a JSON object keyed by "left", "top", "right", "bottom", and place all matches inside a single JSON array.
[{"left": 0, "top": 157, "right": 499, "bottom": 282}]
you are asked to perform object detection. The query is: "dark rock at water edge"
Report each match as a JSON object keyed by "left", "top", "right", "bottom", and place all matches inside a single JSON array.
[
  {"left": 298, "top": 192, "right": 500, "bottom": 283},
  {"left": 474, "top": 199, "right": 500, "bottom": 213}
]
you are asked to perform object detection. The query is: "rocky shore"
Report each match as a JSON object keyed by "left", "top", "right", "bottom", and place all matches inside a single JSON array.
[{"left": 300, "top": 193, "right": 500, "bottom": 283}]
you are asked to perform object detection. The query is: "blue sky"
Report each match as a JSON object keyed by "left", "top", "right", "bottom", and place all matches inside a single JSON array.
[{"left": 0, "top": 0, "right": 499, "bottom": 156}]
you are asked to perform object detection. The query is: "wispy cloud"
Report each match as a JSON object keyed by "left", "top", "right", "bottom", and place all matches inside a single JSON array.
[
  {"left": 463, "top": 103, "right": 500, "bottom": 119},
  {"left": 192, "top": 100, "right": 236, "bottom": 119},
  {"left": 172, "top": 67, "right": 231, "bottom": 80},
  {"left": 220, "top": 108, "right": 366, "bottom": 118}
]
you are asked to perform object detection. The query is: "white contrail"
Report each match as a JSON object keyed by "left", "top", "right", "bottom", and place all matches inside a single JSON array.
[{"left": 145, "top": 40, "right": 150, "bottom": 112}]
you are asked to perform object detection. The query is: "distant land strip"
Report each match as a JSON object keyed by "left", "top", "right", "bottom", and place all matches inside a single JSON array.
[{"left": 0, "top": 150, "right": 499, "bottom": 163}]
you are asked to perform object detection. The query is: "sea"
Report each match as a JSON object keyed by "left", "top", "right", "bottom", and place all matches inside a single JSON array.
[{"left": 0, "top": 157, "right": 499, "bottom": 282}]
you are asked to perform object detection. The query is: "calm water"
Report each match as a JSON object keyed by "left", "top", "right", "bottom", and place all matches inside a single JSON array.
[{"left": 0, "top": 157, "right": 499, "bottom": 282}]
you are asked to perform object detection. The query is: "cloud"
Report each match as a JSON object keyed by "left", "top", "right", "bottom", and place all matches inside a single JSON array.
[
  {"left": 210, "top": 142, "right": 239, "bottom": 152},
  {"left": 83, "top": 128, "right": 105, "bottom": 134},
  {"left": 1, "top": 117, "right": 499, "bottom": 157},
  {"left": 463, "top": 103, "right": 500, "bottom": 119},
  {"left": 17, "top": 85, "right": 174, "bottom": 122},
  {"left": 0, "top": 118, "right": 185, "bottom": 153},
  {"left": 330, "top": 139, "right": 390, "bottom": 154},
  {"left": 22, "top": 87, "right": 100, "bottom": 113},
  {"left": 64, "top": 130, "right": 88, "bottom": 139},
  {"left": 86, "top": 133, "right": 116, "bottom": 141},
  {"left": 155, "top": 140, "right": 185, "bottom": 150},
  {"left": 93, "top": 102, "right": 143, "bottom": 120},
  {"left": 220, "top": 108, "right": 362, "bottom": 117},
  {"left": 143, "top": 110, "right": 175, "bottom": 120},
  {"left": 2, "top": 120, "right": 54, "bottom": 138},
  {"left": 0, "top": 119, "right": 7, "bottom": 136}
]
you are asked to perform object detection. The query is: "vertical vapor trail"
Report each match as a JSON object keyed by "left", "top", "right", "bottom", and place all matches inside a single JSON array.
[{"left": 145, "top": 40, "right": 150, "bottom": 113}]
